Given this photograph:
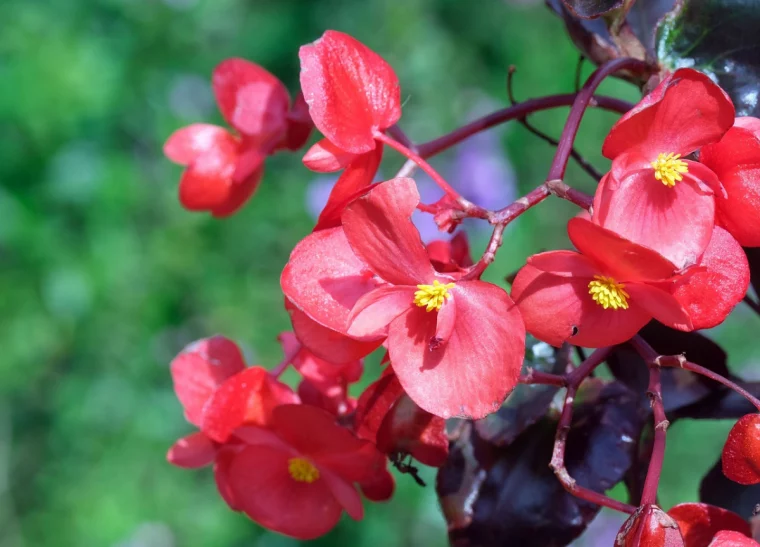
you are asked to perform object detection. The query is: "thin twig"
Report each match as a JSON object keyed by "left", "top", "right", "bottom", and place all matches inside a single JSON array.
[
  {"left": 640, "top": 364, "right": 668, "bottom": 506},
  {"left": 744, "top": 295, "right": 760, "bottom": 315}
]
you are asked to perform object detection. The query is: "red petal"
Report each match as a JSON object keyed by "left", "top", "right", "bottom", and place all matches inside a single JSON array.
[
  {"left": 281, "top": 227, "right": 379, "bottom": 337},
  {"left": 434, "top": 294, "right": 457, "bottom": 347},
  {"left": 388, "top": 280, "right": 525, "bottom": 419},
  {"left": 170, "top": 336, "right": 246, "bottom": 426},
  {"left": 343, "top": 177, "right": 436, "bottom": 285},
  {"left": 347, "top": 286, "right": 415, "bottom": 338},
  {"left": 722, "top": 414, "right": 760, "bottom": 485},
  {"left": 603, "top": 68, "right": 734, "bottom": 160},
  {"left": 668, "top": 502, "right": 751, "bottom": 547},
  {"left": 215, "top": 446, "right": 242, "bottom": 511},
  {"left": 527, "top": 250, "right": 599, "bottom": 278},
  {"left": 299, "top": 30, "right": 401, "bottom": 154},
  {"left": 709, "top": 531, "right": 760, "bottom": 547},
  {"left": 201, "top": 366, "right": 298, "bottom": 443},
  {"left": 178, "top": 142, "right": 239, "bottom": 212},
  {"left": 359, "top": 464, "right": 395, "bottom": 501},
  {"left": 354, "top": 372, "right": 405, "bottom": 443},
  {"left": 427, "top": 232, "right": 474, "bottom": 272},
  {"left": 286, "top": 298, "right": 382, "bottom": 363},
  {"left": 211, "top": 165, "right": 264, "bottom": 218},
  {"left": 592, "top": 167, "right": 715, "bottom": 269},
  {"left": 673, "top": 226, "right": 750, "bottom": 330},
  {"left": 319, "top": 467, "right": 364, "bottom": 520},
  {"left": 167, "top": 432, "right": 217, "bottom": 469},
  {"left": 701, "top": 124, "right": 760, "bottom": 247},
  {"left": 303, "top": 138, "right": 359, "bottom": 172},
  {"left": 282, "top": 91, "right": 314, "bottom": 151},
  {"left": 212, "top": 58, "right": 290, "bottom": 143},
  {"left": 227, "top": 444, "right": 343, "bottom": 540},
  {"left": 625, "top": 282, "right": 693, "bottom": 331},
  {"left": 615, "top": 504, "right": 685, "bottom": 546},
  {"left": 376, "top": 394, "right": 449, "bottom": 467},
  {"left": 164, "top": 124, "right": 234, "bottom": 166},
  {"left": 313, "top": 146, "right": 383, "bottom": 231},
  {"left": 511, "top": 263, "right": 651, "bottom": 348},
  {"left": 568, "top": 217, "right": 679, "bottom": 282}
]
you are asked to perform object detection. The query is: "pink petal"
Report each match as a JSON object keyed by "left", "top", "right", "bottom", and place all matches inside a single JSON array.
[
  {"left": 592, "top": 168, "right": 715, "bottom": 270},
  {"left": 722, "top": 414, "right": 760, "bottom": 486},
  {"left": 313, "top": 146, "right": 383, "bottom": 231},
  {"left": 527, "top": 250, "right": 599, "bottom": 278},
  {"left": 359, "top": 465, "right": 395, "bottom": 501},
  {"left": 282, "top": 91, "right": 314, "bottom": 151},
  {"left": 319, "top": 467, "right": 364, "bottom": 520},
  {"left": 178, "top": 143, "right": 239, "bottom": 212},
  {"left": 709, "top": 531, "right": 760, "bottom": 547},
  {"left": 303, "top": 138, "right": 359, "bottom": 172},
  {"left": 170, "top": 336, "right": 247, "bottom": 427},
  {"left": 568, "top": 217, "right": 679, "bottom": 282},
  {"left": 433, "top": 294, "right": 457, "bottom": 347},
  {"left": 354, "top": 372, "right": 404, "bottom": 443},
  {"left": 281, "top": 227, "right": 379, "bottom": 337},
  {"left": 164, "top": 124, "right": 235, "bottom": 166},
  {"left": 668, "top": 503, "right": 751, "bottom": 546},
  {"left": 511, "top": 264, "right": 651, "bottom": 348},
  {"left": 347, "top": 286, "right": 415, "bottom": 338},
  {"left": 299, "top": 30, "right": 401, "bottom": 154},
  {"left": 673, "top": 226, "right": 750, "bottom": 330},
  {"left": 212, "top": 58, "right": 290, "bottom": 144},
  {"left": 167, "top": 432, "right": 217, "bottom": 468},
  {"left": 214, "top": 446, "right": 242, "bottom": 511},
  {"left": 603, "top": 68, "right": 734, "bottom": 160},
  {"left": 388, "top": 280, "right": 525, "bottom": 419},
  {"left": 624, "top": 282, "right": 693, "bottom": 332},
  {"left": 211, "top": 165, "right": 264, "bottom": 218},
  {"left": 286, "top": 299, "right": 382, "bottom": 363},
  {"left": 343, "top": 177, "right": 436, "bottom": 285}
]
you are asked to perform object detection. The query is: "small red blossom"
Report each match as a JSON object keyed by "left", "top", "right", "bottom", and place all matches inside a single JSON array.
[
  {"left": 709, "top": 531, "right": 760, "bottom": 547},
  {"left": 512, "top": 217, "right": 693, "bottom": 348},
  {"left": 426, "top": 232, "right": 474, "bottom": 273},
  {"left": 722, "top": 413, "right": 760, "bottom": 485},
  {"left": 593, "top": 68, "right": 735, "bottom": 269},
  {"left": 668, "top": 503, "right": 752, "bottom": 547},
  {"left": 616, "top": 504, "right": 685, "bottom": 546},
  {"left": 164, "top": 59, "right": 312, "bottom": 217},
  {"left": 700, "top": 117, "right": 760, "bottom": 247},
  {"left": 220, "top": 404, "right": 386, "bottom": 540}
]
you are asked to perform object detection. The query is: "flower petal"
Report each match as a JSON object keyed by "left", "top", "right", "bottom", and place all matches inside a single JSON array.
[
  {"left": 568, "top": 217, "right": 679, "bottom": 282},
  {"left": 388, "top": 280, "right": 525, "bottom": 419},
  {"left": 668, "top": 502, "right": 751, "bottom": 546},
  {"left": 624, "top": 283, "right": 693, "bottom": 332},
  {"left": 282, "top": 91, "right": 314, "bottom": 151},
  {"left": 347, "top": 286, "right": 415, "bottom": 338},
  {"left": 343, "top": 177, "right": 436, "bottom": 285},
  {"left": 527, "top": 250, "right": 599, "bottom": 278},
  {"left": 164, "top": 124, "right": 235, "bottom": 166},
  {"left": 354, "top": 372, "right": 404, "bottom": 443},
  {"left": 673, "top": 226, "right": 750, "bottom": 330},
  {"left": 227, "top": 444, "right": 343, "bottom": 540},
  {"left": 178, "top": 143, "right": 239, "bottom": 212},
  {"left": 314, "top": 146, "right": 383, "bottom": 231},
  {"left": 319, "top": 467, "right": 364, "bottom": 520},
  {"left": 511, "top": 264, "right": 651, "bottom": 348},
  {"left": 211, "top": 166, "right": 264, "bottom": 218},
  {"left": 212, "top": 58, "right": 290, "bottom": 143},
  {"left": 167, "top": 432, "right": 217, "bottom": 469},
  {"left": 281, "top": 227, "right": 378, "bottom": 337},
  {"left": 299, "top": 30, "right": 401, "bottom": 154},
  {"left": 303, "top": 138, "right": 360, "bottom": 172},
  {"left": 709, "top": 530, "right": 760, "bottom": 547},
  {"left": 603, "top": 68, "right": 734, "bottom": 160},
  {"left": 359, "top": 464, "right": 395, "bottom": 502},
  {"left": 722, "top": 413, "right": 760, "bottom": 485},
  {"left": 170, "top": 336, "right": 246, "bottom": 427}
]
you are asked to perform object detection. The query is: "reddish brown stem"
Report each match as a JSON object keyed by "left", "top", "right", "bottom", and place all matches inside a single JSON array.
[
  {"left": 518, "top": 369, "right": 566, "bottom": 387},
  {"left": 417, "top": 94, "right": 633, "bottom": 158},
  {"left": 640, "top": 364, "right": 668, "bottom": 506}
]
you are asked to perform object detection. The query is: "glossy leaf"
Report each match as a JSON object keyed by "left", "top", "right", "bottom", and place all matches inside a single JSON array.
[{"left": 562, "top": 0, "right": 625, "bottom": 19}]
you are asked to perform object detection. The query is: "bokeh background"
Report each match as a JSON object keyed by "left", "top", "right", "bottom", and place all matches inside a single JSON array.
[{"left": 2, "top": 0, "right": 759, "bottom": 545}]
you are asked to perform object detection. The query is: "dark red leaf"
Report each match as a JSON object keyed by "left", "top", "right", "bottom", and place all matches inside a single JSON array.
[{"left": 562, "top": 0, "right": 625, "bottom": 19}]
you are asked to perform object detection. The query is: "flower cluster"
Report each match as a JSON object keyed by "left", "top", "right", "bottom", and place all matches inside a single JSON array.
[{"left": 164, "top": 28, "right": 760, "bottom": 544}]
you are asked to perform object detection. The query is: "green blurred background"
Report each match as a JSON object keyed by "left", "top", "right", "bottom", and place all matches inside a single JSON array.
[{"left": 2, "top": 0, "right": 759, "bottom": 545}]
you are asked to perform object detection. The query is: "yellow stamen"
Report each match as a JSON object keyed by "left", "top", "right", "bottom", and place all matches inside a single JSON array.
[
  {"left": 588, "top": 275, "right": 630, "bottom": 310},
  {"left": 288, "top": 457, "right": 320, "bottom": 483},
  {"left": 651, "top": 152, "right": 688, "bottom": 187},
  {"left": 413, "top": 279, "right": 455, "bottom": 312}
]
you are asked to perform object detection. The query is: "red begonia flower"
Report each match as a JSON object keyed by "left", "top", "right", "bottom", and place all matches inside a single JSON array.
[
  {"left": 709, "top": 531, "right": 760, "bottom": 547},
  {"left": 672, "top": 226, "right": 750, "bottom": 330},
  {"left": 342, "top": 178, "right": 525, "bottom": 419},
  {"left": 722, "top": 413, "right": 760, "bottom": 485},
  {"left": 299, "top": 30, "right": 401, "bottom": 154},
  {"left": 426, "top": 232, "right": 474, "bottom": 273},
  {"left": 278, "top": 332, "right": 362, "bottom": 417},
  {"left": 668, "top": 503, "right": 751, "bottom": 547},
  {"left": 593, "top": 68, "right": 734, "bottom": 269},
  {"left": 223, "top": 404, "right": 386, "bottom": 539},
  {"left": 354, "top": 371, "right": 448, "bottom": 467},
  {"left": 512, "top": 217, "right": 693, "bottom": 348},
  {"left": 170, "top": 335, "right": 246, "bottom": 427},
  {"left": 615, "top": 504, "right": 685, "bottom": 546},
  {"left": 700, "top": 117, "right": 760, "bottom": 247}
]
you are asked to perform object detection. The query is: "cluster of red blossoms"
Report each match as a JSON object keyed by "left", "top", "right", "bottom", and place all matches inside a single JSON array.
[{"left": 164, "top": 29, "right": 760, "bottom": 544}]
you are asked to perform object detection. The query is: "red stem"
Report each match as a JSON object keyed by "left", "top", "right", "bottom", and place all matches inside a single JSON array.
[
  {"left": 640, "top": 364, "right": 668, "bottom": 506},
  {"left": 417, "top": 94, "right": 633, "bottom": 158}
]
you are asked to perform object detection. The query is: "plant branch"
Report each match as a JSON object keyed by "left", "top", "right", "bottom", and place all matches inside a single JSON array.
[
  {"left": 640, "top": 364, "right": 668, "bottom": 506},
  {"left": 744, "top": 294, "right": 760, "bottom": 315}
]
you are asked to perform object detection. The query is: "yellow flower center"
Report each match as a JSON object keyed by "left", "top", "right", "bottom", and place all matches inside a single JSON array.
[
  {"left": 288, "top": 457, "right": 320, "bottom": 483},
  {"left": 651, "top": 152, "right": 688, "bottom": 187},
  {"left": 588, "top": 275, "right": 630, "bottom": 310},
  {"left": 413, "top": 279, "right": 455, "bottom": 312}
]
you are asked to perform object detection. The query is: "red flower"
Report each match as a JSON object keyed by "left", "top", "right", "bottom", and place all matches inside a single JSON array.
[
  {"left": 219, "top": 404, "right": 386, "bottom": 540},
  {"left": 592, "top": 68, "right": 734, "bottom": 269},
  {"left": 278, "top": 331, "right": 363, "bottom": 417},
  {"left": 700, "top": 117, "right": 760, "bottom": 247},
  {"left": 426, "top": 232, "right": 474, "bottom": 273},
  {"left": 668, "top": 503, "right": 751, "bottom": 547},
  {"left": 511, "top": 217, "right": 693, "bottom": 348},
  {"left": 164, "top": 59, "right": 313, "bottom": 217},
  {"left": 709, "top": 531, "right": 760, "bottom": 547},
  {"left": 615, "top": 504, "right": 684, "bottom": 546},
  {"left": 722, "top": 413, "right": 760, "bottom": 485}
]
